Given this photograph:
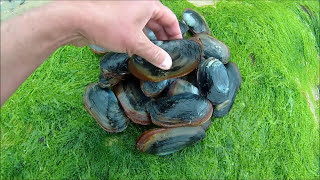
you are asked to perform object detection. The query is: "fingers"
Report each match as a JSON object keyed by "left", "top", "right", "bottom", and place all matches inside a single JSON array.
[
  {"left": 146, "top": 20, "right": 168, "bottom": 40},
  {"left": 152, "top": 3, "right": 182, "bottom": 40},
  {"left": 131, "top": 32, "right": 172, "bottom": 70}
]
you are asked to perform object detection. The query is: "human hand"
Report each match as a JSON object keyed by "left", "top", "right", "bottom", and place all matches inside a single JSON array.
[{"left": 69, "top": 0, "right": 182, "bottom": 70}]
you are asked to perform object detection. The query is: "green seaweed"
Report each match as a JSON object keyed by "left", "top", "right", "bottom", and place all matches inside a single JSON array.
[{"left": 1, "top": 0, "right": 319, "bottom": 179}]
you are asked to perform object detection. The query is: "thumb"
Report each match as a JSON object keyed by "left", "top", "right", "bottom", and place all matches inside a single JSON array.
[{"left": 131, "top": 33, "right": 172, "bottom": 70}]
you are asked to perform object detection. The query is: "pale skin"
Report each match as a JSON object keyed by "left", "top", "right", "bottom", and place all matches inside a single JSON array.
[{"left": 0, "top": 0, "right": 182, "bottom": 106}]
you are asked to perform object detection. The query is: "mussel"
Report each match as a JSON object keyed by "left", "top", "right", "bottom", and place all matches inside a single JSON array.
[
  {"left": 129, "top": 39, "right": 202, "bottom": 82},
  {"left": 83, "top": 83, "right": 129, "bottom": 132},
  {"left": 195, "top": 33, "right": 230, "bottom": 64},
  {"left": 149, "top": 93, "right": 213, "bottom": 127},
  {"left": 145, "top": 27, "right": 157, "bottom": 41},
  {"left": 140, "top": 80, "right": 168, "bottom": 98},
  {"left": 100, "top": 52, "right": 130, "bottom": 77},
  {"left": 179, "top": 20, "right": 189, "bottom": 37},
  {"left": 201, "top": 118, "right": 211, "bottom": 131},
  {"left": 213, "top": 62, "right": 241, "bottom": 117},
  {"left": 136, "top": 126, "right": 206, "bottom": 156},
  {"left": 146, "top": 21, "right": 189, "bottom": 40},
  {"left": 197, "top": 57, "right": 229, "bottom": 105},
  {"left": 98, "top": 73, "right": 123, "bottom": 89},
  {"left": 114, "top": 78, "right": 152, "bottom": 125},
  {"left": 167, "top": 79, "right": 199, "bottom": 96},
  {"left": 90, "top": 44, "right": 107, "bottom": 55},
  {"left": 182, "top": 8, "right": 211, "bottom": 35}
]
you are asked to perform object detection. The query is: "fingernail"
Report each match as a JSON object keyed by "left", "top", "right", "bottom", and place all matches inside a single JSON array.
[{"left": 159, "top": 53, "right": 172, "bottom": 70}]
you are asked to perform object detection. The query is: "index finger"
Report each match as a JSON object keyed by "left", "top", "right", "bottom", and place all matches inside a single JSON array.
[{"left": 151, "top": 3, "right": 183, "bottom": 40}]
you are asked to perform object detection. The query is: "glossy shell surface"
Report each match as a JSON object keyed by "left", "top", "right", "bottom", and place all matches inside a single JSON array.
[
  {"left": 195, "top": 33, "right": 230, "bottom": 64},
  {"left": 197, "top": 58, "right": 230, "bottom": 105},
  {"left": 98, "top": 73, "right": 122, "bottom": 89},
  {"left": 136, "top": 126, "right": 206, "bottom": 156},
  {"left": 149, "top": 93, "right": 213, "bottom": 127},
  {"left": 213, "top": 62, "right": 241, "bottom": 117},
  {"left": 201, "top": 118, "right": 211, "bottom": 131},
  {"left": 168, "top": 79, "right": 199, "bottom": 96},
  {"left": 182, "top": 8, "right": 211, "bottom": 35},
  {"left": 114, "top": 78, "right": 152, "bottom": 125},
  {"left": 83, "top": 83, "right": 129, "bottom": 132},
  {"left": 145, "top": 27, "right": 157, "bottom": 41},
  {"left": 179, "top": 20, "right": 189, "bottom": 37},
  {"left": 129, "top": 39, "right": 202, "bottom": 82},
  {"left": 140, "top": 80, "right": 168, "bottom": 98},
  {"left": 100, "top": 52, "right": 130, "bottom": 77}
]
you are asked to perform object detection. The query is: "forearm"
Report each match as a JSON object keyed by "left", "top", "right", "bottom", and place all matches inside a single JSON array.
[{"left": 1, "top": 1, "right": 81, "bottom": 105}]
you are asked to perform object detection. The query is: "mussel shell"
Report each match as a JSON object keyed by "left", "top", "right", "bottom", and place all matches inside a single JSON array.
[
  {"left": 145, "top": 27, "right": 157, "bottom": 41},
  {"left": 195, "top": 33, "right": 230, "bottom": 64},
  {"left": 182, "top": 8, "right": 211, "bottom": 35},
  {"left": 213, "top": 62, "right": 241, "bottom": 117},
  {"left": 83, "top": 83, "right": 129, "bottom": 133},
  {"left": 90, "top": 44, "right": 107, "bottom": 55},
  {"left": 149, "top": 93, "right": 213, "bottom": 127},
  {"left": 129, "top": 39, "right": 202, "bottom": 82},
  {"left": 201, "top": 118, "right": 211, "bottom": 131},
  {"left": 136, "top": 126, "right": 206, "bottom": 156},
  {"left": 179, "top": 20, "right": 189, "bottom": 37},
  {"left": 140, "top": 80, "right": 168, "bottom": 98},
  {"left": 197, "top": 58, "right": 230, "bottom": 105},
  {"left": 168, "top": 79, "right": 199, "bottom": 96},
  {"left": 100, "top": 52, "right": 130, "bottom": 77},
  {"left": 98, "top": 73, "right": 122, "bottom": 89},
  {"left": 114, "top": 78, "right": 152, "bottom": 125}
]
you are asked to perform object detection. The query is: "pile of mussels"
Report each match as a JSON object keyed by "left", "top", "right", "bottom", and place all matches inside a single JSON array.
[{"left": 84, "top": 9, "right": 242, "bottom": 156}]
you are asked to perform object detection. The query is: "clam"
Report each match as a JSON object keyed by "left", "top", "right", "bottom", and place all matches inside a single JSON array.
[
  {"left": 83, "top": 83, "right": 129, "bottom": 133},
  {"left": 89, "top": 44, "right": 107, "bottom": 55},
  {"left": 167, "top": 79, "right": 199, "bottom": 96},
  {"left": 98, "top": 73, "right": 122, "bottom": 89},
  {"left": 129, "top": 39, "right": 202, "bottom": 82},
  {"left": 100, "top": 52, "right": 130, "bottom": 77},
  {"left": 197, "top": 57, "right": 229, "bottom": 105},
  {"left": 140, "top": 80, "right": 168, "bottom": 98},
  {"left": 182, "top": 8, "right": 211, "bottom": 35},
  {"left": 213, "top": 62, "right": 242, "bottom": 117},
  {"left": 195, "top": 33, "right": 230, "bottom": 64},
  {"left": 114, "top": 78, "right": 152, "bottom": 125},
  {"left": 136, "top": 126, "right": 206, "bottom": 156},
  {"left": 149, "top": 93, "right": 213, "bottom": 127}
]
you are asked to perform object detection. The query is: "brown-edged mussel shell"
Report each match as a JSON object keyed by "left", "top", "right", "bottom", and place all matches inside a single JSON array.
[
  {"left": 197, "top": 57, "right": 229, "bottom": 105},
  {"left": 213, "top": 62, "right": 242, "bottom": 117},
  {"left": 148, "top": 93, "right": 213, "bottom": 127},
  {"left": 136, "top": 126, "right": 206, "bottom": 156},
  {"left": 195, "top": 33, "right": 230, "bottom": 64},
  {"left": 98, "top": 73, "right": 122, "bottom": 89},
  {"left": 201, "top": 118, "right": 211, "bottom": 131},
  {"left": 100, "top": 52, "right": 130, "bottom": 77},
  {"left": 129, "top": 39, "right": 202, "bottom": 82},
  {"left": 140, "top": 80, "right": 168, "bottom": 98},
  {"left": 89, "top": 44, "right": 108, "bottom": 55},
  {"left": 167, "top": 79, "right": 199, "bottom": 96},
  {"left": 114, "top": 78, "right": 152, "bottom": 125},
  {"left": 182, "top": 8, "right": 211, "bottom": 35},
  {"left": 83, "top": 83, "right": 129, "bottom": 133}
]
